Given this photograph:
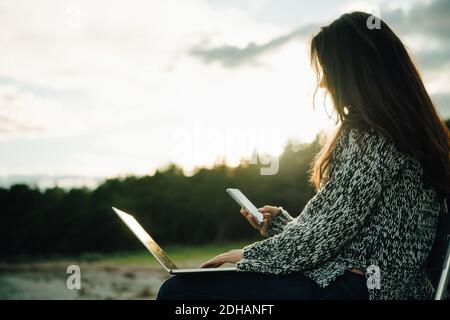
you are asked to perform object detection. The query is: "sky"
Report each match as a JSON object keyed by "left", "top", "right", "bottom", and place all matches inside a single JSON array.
[{"left": 0, "top": 0, "right": 449, "bottom": 188}]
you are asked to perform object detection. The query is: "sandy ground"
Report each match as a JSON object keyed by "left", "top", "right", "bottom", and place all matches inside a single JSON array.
[{"left": 0, "top": 261, "right": 171, "bottom": 300}]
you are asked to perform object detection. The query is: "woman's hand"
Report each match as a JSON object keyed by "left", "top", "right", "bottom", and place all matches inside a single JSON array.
[
  {"left": 200, "top": 249, "right": 243, "bottom": 268},
  {"left": 240, "top": 205, "right": 280, "bottom": 237}
]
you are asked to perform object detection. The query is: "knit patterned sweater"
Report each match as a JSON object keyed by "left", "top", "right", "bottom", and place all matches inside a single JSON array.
[{"left": 236, "top": 126, "right": 443, "bottom": 300}]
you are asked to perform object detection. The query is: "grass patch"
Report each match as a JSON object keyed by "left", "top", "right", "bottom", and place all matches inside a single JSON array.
[
  {"left": 96, "top": 241, "right": 252, "bottom": 265},
  {"left": 2, "top": 240, "right": 256, "bottom": 266}
]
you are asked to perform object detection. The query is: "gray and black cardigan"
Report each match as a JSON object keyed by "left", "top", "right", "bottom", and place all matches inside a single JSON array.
[{"left": 236, "top": 126, "right": 443, "bottom": 300}]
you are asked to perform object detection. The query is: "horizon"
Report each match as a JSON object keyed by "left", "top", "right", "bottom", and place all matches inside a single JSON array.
[{"left": 0, "top": 136, "right": 315, "bottom": 189}]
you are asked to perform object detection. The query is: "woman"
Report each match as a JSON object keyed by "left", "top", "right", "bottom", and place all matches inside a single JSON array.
[{"left": 157, "top": 11, "right": 449, "bottom": 300}]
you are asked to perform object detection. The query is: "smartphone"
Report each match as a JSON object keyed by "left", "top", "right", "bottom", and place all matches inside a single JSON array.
[{"left": 226, "top": 188, "right": 264, "bottom": 224}]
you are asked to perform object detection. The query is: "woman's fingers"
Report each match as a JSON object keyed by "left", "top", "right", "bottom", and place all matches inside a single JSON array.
[
  {"left": 258, "top": 205, "right": 278, "bottom": 215},
  {"left": 240, "top": 208, "right": 249, "bottom": 219},
  {"left": 263, "top": 213, "right": 272, "bottom": 220},
  {"left": 260, "top": 214, "right": 272, "bottom": 237},
  {"left": 241, "top": 208, "right": 260, "bottom": 230},
  {"left": 241, "top": 206, "right": 277, "bottom": 236},
  {"left": 246, "top": 214, "right": 260, "bottom": 229},
  {"left": 260, "top": 217, "right": 270, "bottom": 237},
  {"left": 257, "top": 206, "right": 269, "bottom": 213},
  {"left": 200, "top": 256, "right": 224, "bottom": 268},
  {"left": 200, "top": 250, "right": 244, "bottom": 268},
  {"left": 264, "top": 213, "right": 272, "bottom": 223}
]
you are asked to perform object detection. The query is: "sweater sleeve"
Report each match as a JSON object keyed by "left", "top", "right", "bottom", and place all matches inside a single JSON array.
[
  {"left": 267, "top": 208, "right": 294, "bottom": 237},
  {"left": 236, "top": 128, "right": 406, "bottom": 273}
]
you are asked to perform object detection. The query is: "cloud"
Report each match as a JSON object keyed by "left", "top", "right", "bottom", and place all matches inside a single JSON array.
[
  {"left": 0, "top": 116, "right": 43, "bottom": 134},
  {"left": 382, "top": 0, "right": 450, "bottom": 71},
  {"left": 0, "top": 85, "right": 44, "bottom": 136},
  {"left": 431, "top": 92, "right": 450, "bottom": 119},
  {"left": 0, "top": 0, "right": 282, "bottom": 137},
  {"left": 0, "top": 83, "right": 87, "bottom": 139},
  {"left": 383, "top": 0, "right": 450, "bottom": 40},
  {"left": 190, "top": 0, "right": 450, "bottom": 71},
  {"left": 189, "top": 24, "right": 317, "bottom": 68}
]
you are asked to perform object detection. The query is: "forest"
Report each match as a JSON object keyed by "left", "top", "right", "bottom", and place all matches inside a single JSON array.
[{"left": 0, "top": 139, "right": 318, "bottom": 259}]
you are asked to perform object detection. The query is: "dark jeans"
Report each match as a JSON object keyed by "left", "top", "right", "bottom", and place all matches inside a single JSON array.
[{"left": 156, "top": 270, "right": 368, "bottom": 300}]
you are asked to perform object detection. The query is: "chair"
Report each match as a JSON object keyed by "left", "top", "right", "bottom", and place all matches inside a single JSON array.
[
  {"left": 434, "top": 234, "right": 450, "bottom": 300},
  {"left": 427, "top": 198, "right": 449, "bottom": 300}
]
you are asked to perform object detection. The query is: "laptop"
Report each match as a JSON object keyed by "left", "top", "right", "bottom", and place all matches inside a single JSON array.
[{"left": 112, "top": 207, "right": 237, "bottom": 274}]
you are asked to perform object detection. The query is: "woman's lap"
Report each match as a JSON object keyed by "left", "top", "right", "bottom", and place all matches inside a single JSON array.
[{"left": 156, "top": 270, "right": 368, "bottom": 300}]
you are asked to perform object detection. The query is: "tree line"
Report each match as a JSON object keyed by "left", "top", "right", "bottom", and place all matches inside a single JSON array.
[{"left": 0, "top": 140, "right": 318, "bottom": 260}]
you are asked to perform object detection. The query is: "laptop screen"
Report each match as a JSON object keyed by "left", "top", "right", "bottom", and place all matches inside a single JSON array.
[{"left": 113, "top": 207, "right": 178, "bottom": 271}]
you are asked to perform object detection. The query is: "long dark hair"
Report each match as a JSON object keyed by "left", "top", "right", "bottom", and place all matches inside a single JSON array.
[{"left": 309, "top": 11, "right": 449, "bottom": 201}]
